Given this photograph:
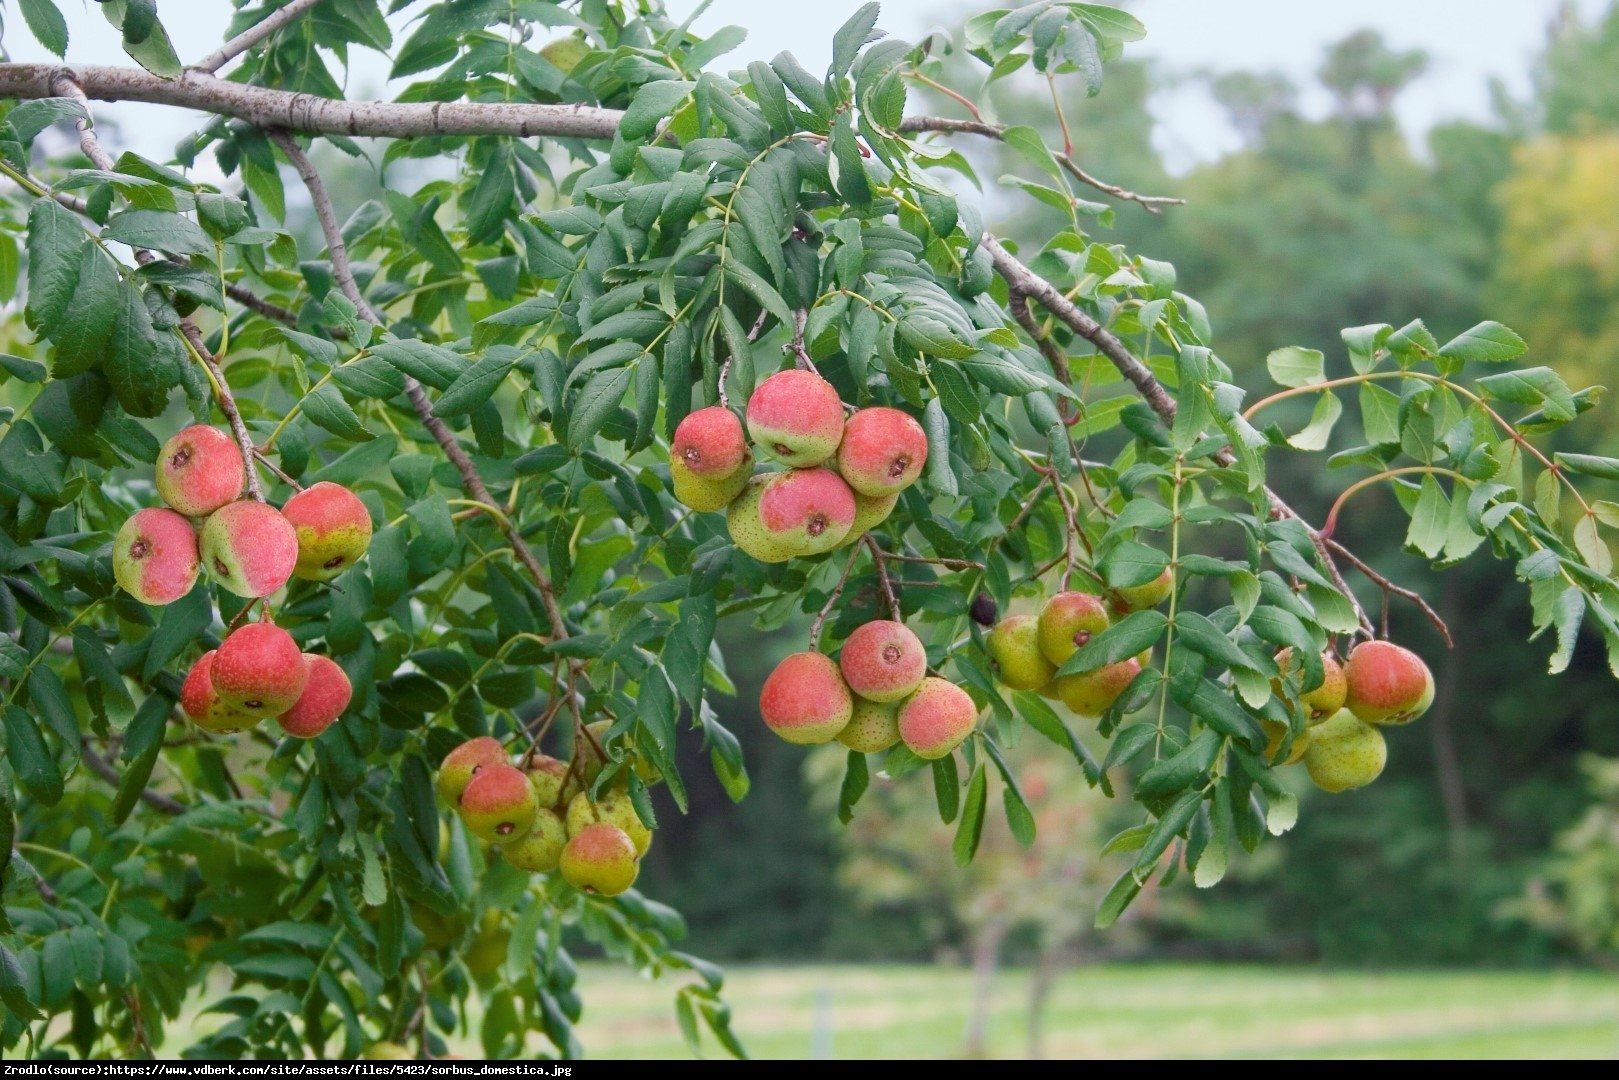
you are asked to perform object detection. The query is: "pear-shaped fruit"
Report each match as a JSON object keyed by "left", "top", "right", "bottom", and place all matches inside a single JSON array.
[
  {"left": 1052, "top": 653, "right": 1145, "bottom": 718},
  {"left": 1111, "top": 568, "right": 1174, "bottom": 613},
  {"left": 113, "top": 508, "right": 200, "bottom": 606},
  {"left": 560, "top": 822, "right": 640, "bottom": 896},
  {"left": 727, "top": 468, "right": 857, "bottom": 560},
  {"left": 437, "top": 737, "right": 507, "bottom": 804},
  {"left": 213, "top": 622, "right": 308, "bottom": 718},
  {"left": 986, "top": 614, "right": 1055, "bottom": 692},
  {"left": 199, "top": 500, "right": 298, "bottom": 598},
  {"left": 565, "top": 788, "right": 652, "bottom": 856},
  {"left": 746, "top": 369, "right": 845, "bottom": 467},
  {"left": 1260, "top": 717, "right": 1312, "bottom": 765},
  {"left": 179, "top": 650, "right": 261, "bottom": 734},
  {"left": 526, "top": 754, "right": 572, "bottom": 807},
  {"left": 1344, "top": 640, "right": 1434, "bottom": 725},
  {"left": 1036, "top": 591, "right": 1110, "bottom": 667},
  {"left": 835, "top": 406, "right": 928, "bottom": 497},
  {"left": 276, "top": 654, "right": 351, "bottom": 738},
  {"left": 502, "top": 809, "right": 568, "bottom": 873},
  {"left": 1272, "top": 648, "right": 1348, "bottom": 724},
  {"left": 671, "top": 406, "right": 748, "bottom": 476},
  {"left": 672, "top": 453, "right": 752, "bottom": 512},
  {"left": 459, "top": 763, "right": 539, "bottom": 842},
  {"left": 834, "top": 490, "right": 899, "bottom": 548},
  {"left": 1303, "top": 709, "right": 1387, "bottom": 792},
  {"left": 759, "top": 651, "right": 852, "bottom": 744},
  {"left": 156, "top": 424, "right": 244, "bottom": 518},
  {"left": 281, "top": 481, "right": 373, "bottom": 581},
  {"left": 836, "top": 698, "right": 902, "bottom": 753},
  {"left": 897, "top": 678, "right": 978, "bottom": 759},
  {"left": 361, "top": 1043, "right": 414, "bottom": 1061},
  {"left": 838, "top": 620, "right": 927, "bottom": 703}
]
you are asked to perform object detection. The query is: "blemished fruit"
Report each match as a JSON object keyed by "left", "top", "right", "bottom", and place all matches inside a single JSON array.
[
  {"left": 838, "top": 620, "right": 927, "bottom": 703},
  {"left": 1112, "top": 568, "right": 1174, "bottom": 613},
  {"left": 179, "top": 651, "right": 260, "bottom": 734},
  {"left": 835, "top": 407, "right": 928, "bottom": 497},
  {"left": 1344, "top": 640, "right": 1435, "bottom": 725},
  {"left": 1261, "top": 718, "right": 1313, "bottom": 765},
  {"left": 212, "top": 622, "right": 308, "bottom": 718},
  {"left": 727, "top": 469, "right": 857, "bottom": 561},
  {"left": 1036, "top": 591, "right": 1111, "bottom": 667},
  {"left": 281, "top": 481, "right": 373, "bottom": 582},
  {"left": 897, "top": 678, "right": 978, "bottom": 759},
  {"left": 759, "top": 651, "right": 853, "bottom": 744},
  {"left": 277, "top": 654, "right": 351, "bottom": 738},
  {"left": 745, "top": 369, "right": 846, "bottom": 467},
  {"left": 1052, "top": 654, "right": 1145, "bottom": 717},
  {"left": 836, "top": 697, "right": 902, "bottom": 753},
  {"left": 672, "top": 406, "right": 748, "bottom": 476},
  {"left": 836, "top": 490, "right": 899, "bottom": 548},
  {"left": 526, "top": 754, "right": 571, "bottom": 807},
  {"left": 361, "top": 1043, "right": 414, "bottom": 1061},
  {"left": 672, "top": 452, "right": 752, "bottom": 512},
  {"left": 155, "top": 424, "right": 244, "bottom": 517},
  {"left": 565, "top": 788, "right": 652, "bottom": 856},
  {"left": 459, "top": 763, "right": 539, "bottom": 842},
  {"left": 559, "top": 822, "right": 640, "bottom": 896},
  {"left": 1273, "top": 648, "right": 1348, "bottom": 723},
  {"left": 1303, "top": 709, "right": 1387, "bottom": 792},
  {"left": 113, "top": 507, "right": 200, "bottom": 605},
  {"left": 986, "top": 614, "right": 1056, "bottom": 692},
  {"left": 502, "top": 809, "right": 568, "bottom": 872},
  {"left": 437, "top": 737, "right": 508, "bottom": 804},
  {"left": 199, "top": 500, "right": 299, "bottom": 598}
]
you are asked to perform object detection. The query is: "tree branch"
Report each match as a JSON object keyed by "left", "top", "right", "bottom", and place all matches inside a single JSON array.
[
  {"left": 0, "top": 63, "right": 624, "bottom": 140},
  {"left": 52, "top": 74, "right": 266, "bottom": 502},
  {"left": 899, "top": 116, "right": 1185, "bottom": 213},
  {"left": 192, "top": 0, "right": 325, "bottom": 75},
  {"left": 81, "top": 741, "right": 186, "bottom": 816},
  {"left": 1326, "top": 538, "right": 1454, "bottom": 647}
]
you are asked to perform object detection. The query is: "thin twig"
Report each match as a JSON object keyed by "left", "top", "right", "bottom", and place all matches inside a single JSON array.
[
  {"left": 898, "top": 116, "right": 1185, "bottom": 213},
  {"left": 788, "top": 309, "right": 819, "bottom": 373},
  {"left": 1326, "top": 539, "right": 1454, "bottom": 647},
  {"left": 80, "top": 741, "right": 185, "bottom": 815},
  {"left": 884, "top": 551, "right": 985, "bottom": 572},
  {"left": 251, "top": 447, "right": 305, "bottom": 492},
  {"left": 810, "top": 545, "right": 863, "bottom": 648},
  {"left": 192, "top": 0, "right": 324, "bottom": 75},
  {"left": 862, "top": 535, "right": 901, "bottom": 619}
]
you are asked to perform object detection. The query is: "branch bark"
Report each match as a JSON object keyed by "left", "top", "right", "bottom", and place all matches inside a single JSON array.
[
  {"left": 81, "top": 741, "right": 186, "bottom": 816},
  {"left": 192, "top": 0, "right": 325, "bottom": 75}
]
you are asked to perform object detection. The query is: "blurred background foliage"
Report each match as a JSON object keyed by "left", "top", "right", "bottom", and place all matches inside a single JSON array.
[{"left": 633, "top": 2, "right": 1619, "bottom": 971}]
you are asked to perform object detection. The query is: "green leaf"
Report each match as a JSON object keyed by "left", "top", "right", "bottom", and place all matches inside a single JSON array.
[
  {"left": 49, "top": 245, "right": 120, "bottom": 377},
  {"left": 621, "top": 81, "right": 694, "bottom": 140},
  {"left": 722, "top": 261, "right": 793, "bottom": 326},
  {"left": 1547, "top": 588, "right": 1585, "bottom": 676},
  {"left": 302, "top": 383, "right": 373, "bottom": 441},
  {"left": 1438, "top": 321, "right": 1526, "bottom": 364},
  {"left": 1476, "top": 367, "right": 1576, "bottom": 421},
  {"left": 20, "top": 0, "right": 68, "bottom": 56},
  {"left": 1133, "top": 789, "right": 1202, "bottom": 881},
  {"left": 1405, "top": 475, "right": 1450, "bottom": 560},
  {"left": 464, "top": 143, "right": 515, "bottom": 246},
  {"left": 1286, "top": 392, "right": 1342, "bottom": 451},
  {"left": 102, "top": 209, "right": 214, "bottom": 256},
  {"left": 1095, "top": 865, "right": 1145, "bottom": 930},
  {"left": 106, "top": 285, "right": 182, "bottom": 417},
  {"left": 7, "top": 98, "right": 86, "bottom": 146},
  {"left": 836, "top": 750, "right": 868, "bottom": 825},
  {"left": 1056, "top": 611, "right": 1168, "bottom": 676},
  {"left": 1574, "top": 515, "right": 1612, "bottom": 577},
  {"left": 1266, "top": 346, "right": 1325, "bottom": 388},
  {"left": 922, "top": 398, "right": 958, "bottom": 497},
  {"left": 25, "top": 197, "right": 86, "bottom": 331},
  {"left": 829, "top": 114, "right": 873, "bottom": 207},
  {"left": 567, "top": 365, "right": 635, "bottom": 447},
  {"left": 1101, "top": 540, "right": 1169, "bottom": 590},
  {"left": 952, "top": 764, "right": 987, "bottom": 866},
  {"left": 1555, "top": 452, "right": 1619, "bottom": 482},
  {"left": 2, "top": 705, "right": 63, "bottom": 806},
  {"left": 434, "top": 353, "right": 515, "bottom": 418},
  {"left": 1174, "top": 612, "right": 1264, "bottom": 673},
  {"left": 1359, "top": 382, "right": 1401, "bottom": 446},
  {"left": 831, "top": 3, "right": 881, "bottom": 77},
  {"left": 106, "top": 1, "right": 182, "bottom": 77}
]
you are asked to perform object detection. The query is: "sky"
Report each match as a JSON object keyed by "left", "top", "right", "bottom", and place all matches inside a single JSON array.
[{"left": 1, "top": 0, "right": 1611, "bottom": 175}]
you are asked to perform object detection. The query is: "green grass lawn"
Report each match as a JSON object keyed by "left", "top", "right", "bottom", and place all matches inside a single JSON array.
[{"left": 569, "top": 964, "right": 1619, "bottom": 1059}]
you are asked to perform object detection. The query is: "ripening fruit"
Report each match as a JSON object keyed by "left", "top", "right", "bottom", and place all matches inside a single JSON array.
[
  {"left": 1036, "top": 591, "right": 1111, "bottom": 667},
  {"left": 727, "top": 469, "right": 857, "bottom": 561},
  {"left": 835, "top": 407, "right": 928, "bottom": 497},
  {"left": 361, "top": 1043, "right": 414, "bottom": 1061},
  {"left": 1343, "top": 640, "right": 1434, "bottom": 726},
  {"left": 1052, "top": 654, "right": 1145, "bottom": 718},
  {"left": 212, "top": 622, "right": 308, "bottom": 718},
  {"left": 835, "top": 490, "right": 899, "bottom": 548},
  {"left": 179, "top": 650, "right": 260, "bottom": 734},
  {"left": 1303, "top": 709, "right": 1387, "bottom": 792},
  {"left": 1112, "top": 568, "right": 1174, "bottom": 613},
  {"left": 1260, "top": 718, "right": 1312, "bottom": 765},
  {"left": 199, "top": 500, "right": 299, "bottom": 598},
  {"left": 838, "top": 620, "right": 927, "bottom": 703},
  {"left": 572, "top": 718, "right": 615, "bottom": 788},
  {"left": 672, "top": 454, "right": 752, "bottom": 513},
  {"left": 836, "top": 697, "right": 902, "bottom": 754},
  {"left": 986, "top": 614, "right": 1055, "bottom": 692},
  {"left": 502, "top": 809, "right": 568, "bottom": 873},
  {"left": 155, "top": 425, "right": 244, "bottom": 517},
  {"left": 745, "top": 369, "right": 845, "bottom": 467},
  {"left": 897, "top": 678, "right": 978, "bottom": 759},
  {"left": 459, "top": 763, "right": 540, "bottom": 842},
  {"left": 464, "top": 911, "right": 508, "bottom": 981},
  {"left": 436, "top": 737, "right": 508, "bottom": 805},
  {"left": 559, "top": 822, "right": 640, "bottom": 896},
  {"left": 277, "top": 654, "right": 352, "bottom": 738},
  {"left": 565, "top": 788, "right": 652, "bottom": 856},
  {"left": 526, "top": 754, "right": 571, "bottom": 807},
  {"left": 672, "top": 406, "right": 748, "bottom": 477},
  {"left": 1273, "top": 648, "right": 1348, "bottom": 724},
  {"left": 113, "top": 507, "right": 200, "bottom": 605},
  {"left": 759, "top": 651, "right": 853, "bottom": 745},
  {"left": 281, "top": 482, "right": 373, "bottom": 582},
  {"left": 539, "top": 35, "right": 590, "bottom": 73}
]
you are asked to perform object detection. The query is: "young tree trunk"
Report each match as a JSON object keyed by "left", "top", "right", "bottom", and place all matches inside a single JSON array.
[
  {"left": 1026, "top": 942, "right": 1073, "bottom": 1059},
  {"left": 1430, "top": 574, "right": 1471, "bottom": 875},
  {"left": 962, "top": 918, "right": 1007, "bottom": 1058}
]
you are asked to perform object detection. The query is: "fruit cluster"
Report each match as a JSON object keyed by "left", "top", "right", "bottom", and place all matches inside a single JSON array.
[
  {"left": 669, "top": 368, "right": 928, "bottom": 560},
  {"left": 985, "top": 579, "right": 1172, "bottom": 714},
  {"left": 759, "top": 620, "right": 978, "bottom": 760},
  {"left": 110, "top": 424, "right": 372, "bottom": 738},
  {"left": 1270, "top": 639, "right": 1435, "bottom": 793},
  {"left": 435, "top": 724, "right": 652, "bottom": 898}
]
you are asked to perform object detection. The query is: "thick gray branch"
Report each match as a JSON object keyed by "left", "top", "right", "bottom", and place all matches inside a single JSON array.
[
  {"left": 193, "top": 0, "right": 325, "bottom": 75},
  {"left": 0, "top": 63, "right": 623, "bottom": 140}
]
